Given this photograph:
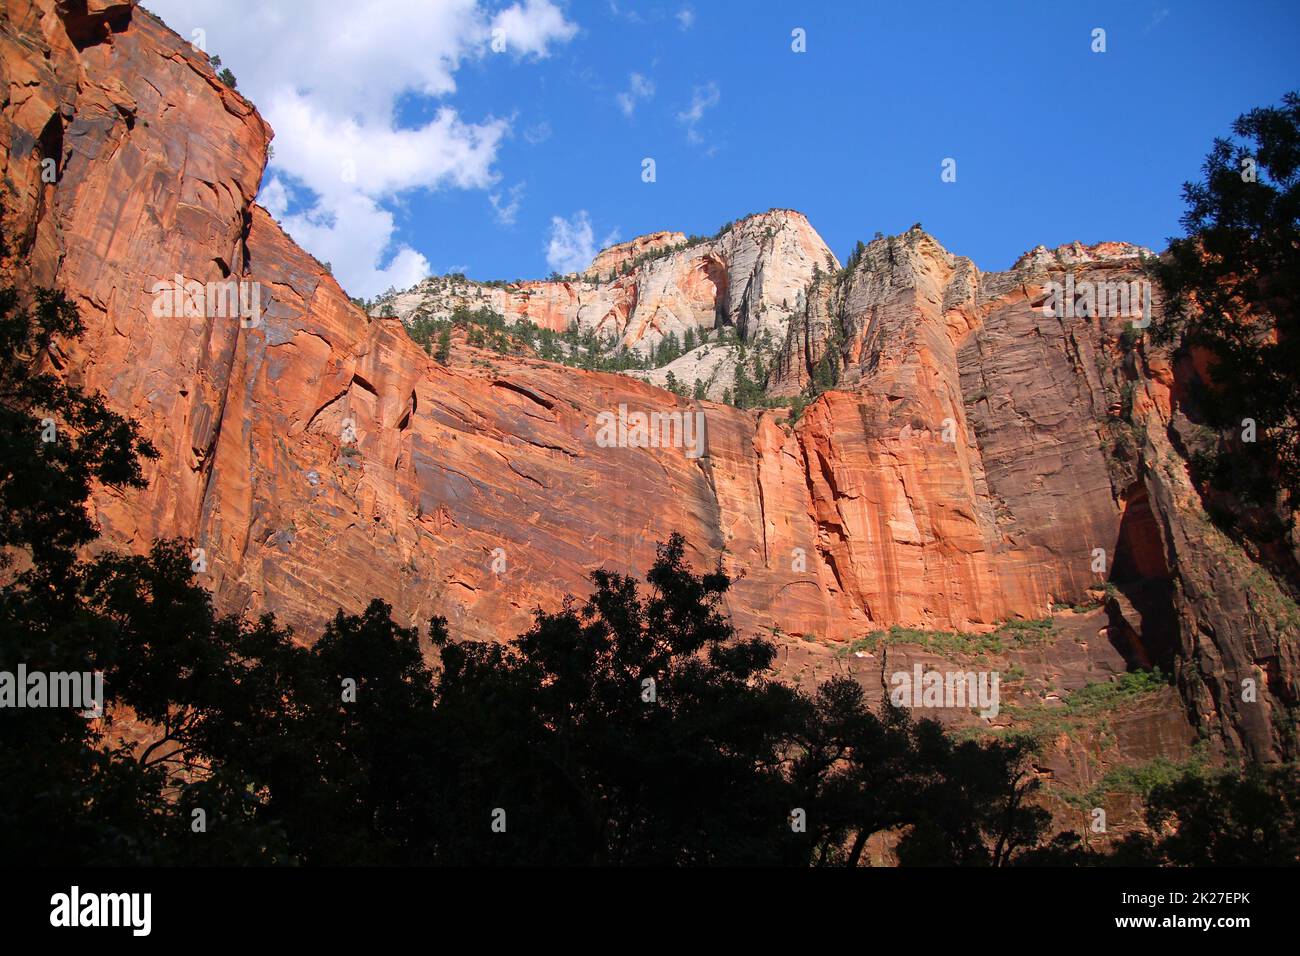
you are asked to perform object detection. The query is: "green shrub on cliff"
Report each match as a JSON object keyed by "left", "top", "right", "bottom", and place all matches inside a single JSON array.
[{"left": 0, "top": 263, "right": 1059, "bottom": 864}]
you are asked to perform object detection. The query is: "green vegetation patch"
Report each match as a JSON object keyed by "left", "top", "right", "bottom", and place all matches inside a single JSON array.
[
  {"left": 835, "top": 617, "right": 1057, "bottom": 659},
  {"left": 1058, "top": 749, "right": 1213, "bottom": 812},
  {"left": 991, "top": 669, "right": 1171, "bottom": 749},
  {"left": 1057, "top": 668, "right": 1168, "bottom": 716}
]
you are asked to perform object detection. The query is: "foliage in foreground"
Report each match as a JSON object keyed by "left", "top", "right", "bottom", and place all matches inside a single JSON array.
[
  {"left": 3, "top": 264, "right": 1298, "bottom": 865},
  {"left": 3, "top": 192, "right": 1298, "bottom": 864},
  {"left": 0, "top": 266, "right": 1063, "bottom": 865},
  {"left": 1152, "top": 91, "right": 1300, "bottom": 512}
]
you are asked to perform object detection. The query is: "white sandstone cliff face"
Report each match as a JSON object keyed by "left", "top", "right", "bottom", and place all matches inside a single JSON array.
[
  {"left": 630, "top": 341, "right": 743, "bottom": 401},
  {"left": 584, "top": 230, "right": 686, "bottom": 278},
  {"left": 372, "top": 209, "right": 837, "bottom": 358}
]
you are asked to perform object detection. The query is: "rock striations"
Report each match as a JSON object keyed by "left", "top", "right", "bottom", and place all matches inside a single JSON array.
[
  {"left": 2, "top": 0, "right": 1295, "bottom": 767},
  {"left": 376, "top": 208, "right": 835, "bottom": 366}
]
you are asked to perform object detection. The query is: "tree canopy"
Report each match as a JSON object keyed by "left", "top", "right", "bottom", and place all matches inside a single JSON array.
[
  {"left": 0, "top": 265, "right": 1075, "bottom": 864},
  {"left": 1153, "top": 91, "right": 1300, "bottom": 510}
]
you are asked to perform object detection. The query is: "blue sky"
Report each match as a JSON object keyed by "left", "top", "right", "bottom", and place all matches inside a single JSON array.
[{"left": 148, "top": 0, "right": 1300, "bottom": 298}]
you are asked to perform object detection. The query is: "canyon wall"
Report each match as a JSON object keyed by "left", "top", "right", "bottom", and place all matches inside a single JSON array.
[
  {"left": 2, "top": 0, "right": 1295, "bottom": 765},
  {"left": 376, "top": 207, "right": 835, "bottom": 355}
]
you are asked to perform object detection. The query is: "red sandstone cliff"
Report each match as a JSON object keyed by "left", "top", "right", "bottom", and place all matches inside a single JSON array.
[{"left": 2, "top": 0, "right": 1296, "bottom": 769}]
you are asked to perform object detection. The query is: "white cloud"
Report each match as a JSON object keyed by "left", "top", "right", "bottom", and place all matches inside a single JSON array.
[
  {"left": 265, "top": 93, "right": 506, "bottom": 202},
  {"left": 523, "top": 120, "right": 553, "bottom": 144},
  {"left": 616, "top": 72, "right": 655, "bottom": 118},
  {"left": 678, "top": 81, "right": 720, "bottom": 144},
  {"left": 490, "top": 182, "right": 526, "bottom": 226},
  {"left": 278, "top": 191, "right": 432, "bottom": 294},
  {"left": 258, "top": 175, "right": 289, "bottom": 218},
  {"left": 678, "top": 81, "right": 720, "bottom": 125},
  {"left": 546, "top": 211, "right": 618, "bottom": 274},
  {"left": 606, "top": 1, "right": 644, "bottom": 24},
  {"left": 146, "top": 0, "right": 577, "bottom": 297},
  {"left": 1144, "top": 7, "right": 1170, "bottom": 32},
  {"left": 491, "top": 0, "right": 578, "bottom": 56},
  {"left": 675, "top": 7, "right": 695, "bottom": 30}
]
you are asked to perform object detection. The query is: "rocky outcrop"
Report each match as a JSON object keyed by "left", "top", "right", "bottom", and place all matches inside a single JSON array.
[
  {"left": 2, "top": 0, "right": 1295, "bottom": 766},
  {"left": 377, "top": 209, "right": 835, "bottom": 357},
  {"left": 583, "top": 229, "right": 685, "bottom": 279},
  {"left": 781, "top": 227, "right": 1298, "bottom": 762}
]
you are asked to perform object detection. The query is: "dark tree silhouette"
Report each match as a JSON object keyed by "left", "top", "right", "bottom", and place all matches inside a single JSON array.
[
  {"left": 0, "top": 238, "right": 165, "bottom": 862},
  {"left": 431, "top": 536, "right": 806, "bottom": 864},
  {"left": 1153, "top": 91, "right": 1300, "bottom": 509},
  {"left": 1117, "top": 764, "right": 1300, "bottom": 866},
  {"left": 7, "top": 220, "right": 1275, "bottom": 867}
]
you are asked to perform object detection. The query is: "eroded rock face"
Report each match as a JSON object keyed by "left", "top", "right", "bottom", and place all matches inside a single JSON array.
[
  {"left": 2, "top": 0, "right": 1295, "bottom": 765},
  {"left": 584, "top": 230, "right": 686, "bottom": 279},
  {"left": 376, "top": 209, "right": 836, "bottom": 356}
]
